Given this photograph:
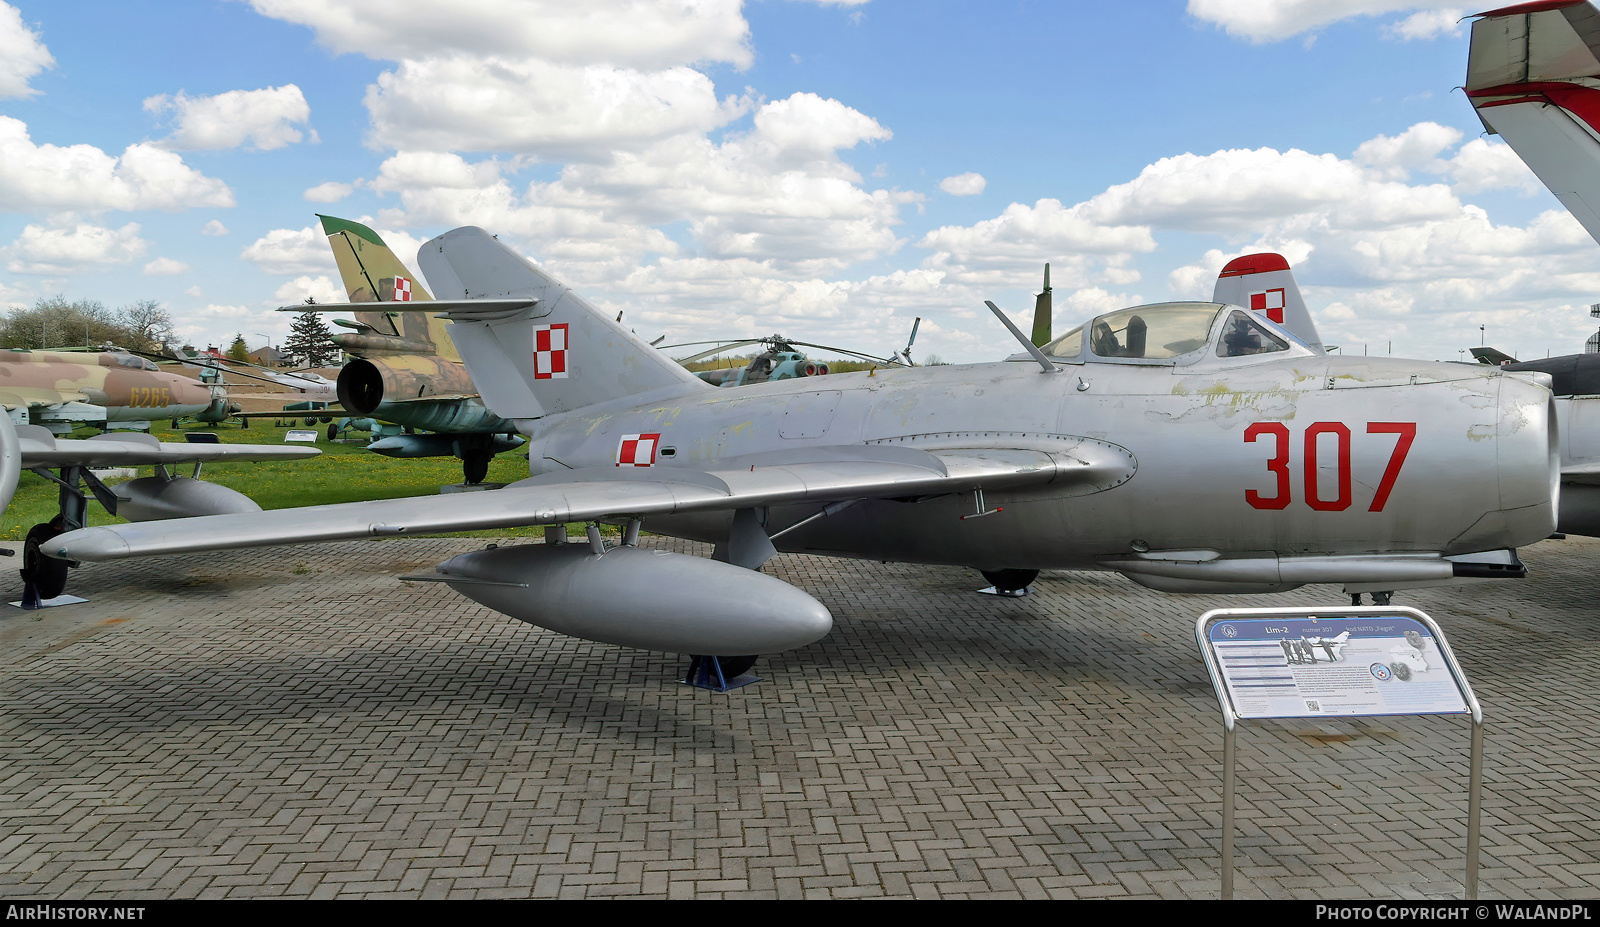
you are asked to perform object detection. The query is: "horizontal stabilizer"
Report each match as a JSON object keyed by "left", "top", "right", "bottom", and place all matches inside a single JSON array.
[{"left": 282, "top": 298, "right": 537, "bottom": 318}]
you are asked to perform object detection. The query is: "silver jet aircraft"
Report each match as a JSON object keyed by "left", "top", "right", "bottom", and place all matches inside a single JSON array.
[
  {"left": 1462, "top": 0, "right": 1600, "bottom": 536},
  {"left": 44, "top": 228, "right": 1557, "bottom": 672}
]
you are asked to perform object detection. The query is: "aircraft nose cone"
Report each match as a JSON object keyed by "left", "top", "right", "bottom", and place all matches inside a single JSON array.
[{"left": 175, "top": 379, "right": 213, "bottom": 405}]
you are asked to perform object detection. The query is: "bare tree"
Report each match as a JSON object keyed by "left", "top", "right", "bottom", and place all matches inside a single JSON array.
[{"left": 116, "top": 299, "right": 173, "bottom": 352}]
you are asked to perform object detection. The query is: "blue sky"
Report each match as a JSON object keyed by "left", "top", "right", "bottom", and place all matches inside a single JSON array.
[{"left": 0, "top": 0, "right": 1593, "bottom": 363}]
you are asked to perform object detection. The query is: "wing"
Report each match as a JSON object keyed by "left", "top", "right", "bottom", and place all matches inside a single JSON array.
[
  {"left": 0, "top": 385, "right": 93, "bottom": 408},
  {"left": 17, "top": 425, "right": 320, "bottom": 469},
  {"left": 47, "top": 440, "right": 1135, "bottom": 561}
]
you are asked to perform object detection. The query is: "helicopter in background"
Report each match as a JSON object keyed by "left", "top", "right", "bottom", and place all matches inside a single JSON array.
[{"left": 664, "top": 321, "right": 921, "bottom": 388}]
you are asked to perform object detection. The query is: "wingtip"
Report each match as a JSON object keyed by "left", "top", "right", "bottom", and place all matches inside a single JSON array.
[{"left": 47, "top": 528, "right": 132, "bottom": 562}]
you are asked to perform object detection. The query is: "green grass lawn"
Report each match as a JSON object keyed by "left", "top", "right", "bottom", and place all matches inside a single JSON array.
[{"left": 1, "top": 418, "right": 544, "bottom": 541}]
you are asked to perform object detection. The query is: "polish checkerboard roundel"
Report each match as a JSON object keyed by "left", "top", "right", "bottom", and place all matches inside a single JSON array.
[
  {"left": 1249, "top": 288, "right": 1285, "bottom": 324},
  {"left": 393, "top": 277, "right": 412, "bottom": 301},
  {"left": 533, "top": 323, "right": 569, "bottom": 379},
  {"left": 616, "top": 433, "right": 661, "bottom": 467}
]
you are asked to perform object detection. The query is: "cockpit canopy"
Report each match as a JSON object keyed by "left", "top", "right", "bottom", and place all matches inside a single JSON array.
[{"left": 1037, "top": 301, "right": 1306, "bottom": 367}]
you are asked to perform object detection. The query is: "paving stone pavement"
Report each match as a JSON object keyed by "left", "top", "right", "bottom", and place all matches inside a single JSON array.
[{"left": 1, "top": 534, "right": 1598, "bottom": 899}]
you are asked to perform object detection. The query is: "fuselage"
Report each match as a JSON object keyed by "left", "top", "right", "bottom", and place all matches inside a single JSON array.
[
  {"left": 516, "top": 353, "right": 1556, "bottom": 572},
  {"left": 0, "top": 350, "right": 214, "bottom": 422}
]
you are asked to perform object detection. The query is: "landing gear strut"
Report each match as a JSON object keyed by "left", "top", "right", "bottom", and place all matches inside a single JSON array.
[
  {"left": 978, "top": 568, "right": 1037, "bottom": 597},
  {"left": 16, "top": 464, "right": 114, "bottom": 608},
  {"left": 1349, "top": 591, "right": 1394, "bottom": 606}
]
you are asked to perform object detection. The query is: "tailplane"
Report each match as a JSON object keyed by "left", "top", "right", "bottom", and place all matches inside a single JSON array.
[
  {"left": 417, "top": 227, "right": 705, "bottom": 419},
  {"left": 1466, "top": 2, "right": 1600, "bottom": 244},
  {"left": 1212, "top": 252, "right": 1324, "bottom": 352}
]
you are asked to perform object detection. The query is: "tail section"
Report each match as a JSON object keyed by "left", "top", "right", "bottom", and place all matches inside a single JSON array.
[
  {"left": 1212, "top": 252, "right": 1324, "bottom": 352},
  {"left": 418, "top": 227, "right": 705, "bottom": 419},
  {"left": 317, "top": 214, "right": 459, "bottom": 361},
  {"left": 1466, "top": 2, "right": 1600, "bottom": 243}
]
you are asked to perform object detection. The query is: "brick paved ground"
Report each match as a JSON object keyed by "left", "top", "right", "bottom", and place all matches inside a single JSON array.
[{"left": 2, "top": 535, "right": 1597, "bottom": 899}]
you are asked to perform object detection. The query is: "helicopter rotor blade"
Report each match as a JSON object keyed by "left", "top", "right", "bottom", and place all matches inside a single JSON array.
[
  {"left": 669, "top": 339, "right": 766, "bottom": 364},
  {"left": 777, "top": 341, "right": 897, "bottom": 365}
]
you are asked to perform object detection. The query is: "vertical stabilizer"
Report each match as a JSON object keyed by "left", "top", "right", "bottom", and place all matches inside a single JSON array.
[
  {"left": 1466, "top": 2, "right": 1600, "bottom": 245},
  {"left": 1212, "top": 252, "right": 1324, "bottom": 352},
  {"left": 418, "top": 227, "right": 705, "bottom": 420},
  {"left": 318, "top": 215, "right": 460, "bottom": 361}
]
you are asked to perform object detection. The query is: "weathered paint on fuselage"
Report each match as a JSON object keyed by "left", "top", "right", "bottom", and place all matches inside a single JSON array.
[
  {"left": 0, "top": 350, "right": 214, "bottom": 422},
  {"left": 518, "top": 354, "right": 1555, "bottom": 571}
]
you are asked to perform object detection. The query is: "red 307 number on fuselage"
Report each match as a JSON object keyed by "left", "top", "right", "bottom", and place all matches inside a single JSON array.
[{"left": 1244, "top": 422, "right": 1415, "bottom": 512}]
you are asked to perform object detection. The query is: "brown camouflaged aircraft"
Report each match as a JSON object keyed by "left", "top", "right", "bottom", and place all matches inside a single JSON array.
[{"left": 0, "top": 348, "right": 231, "bottom": 433}]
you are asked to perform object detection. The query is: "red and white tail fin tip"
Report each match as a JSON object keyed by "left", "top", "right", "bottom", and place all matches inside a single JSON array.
[{"left": 1211, "top": 253, "right": 1324, "bottom": 352}]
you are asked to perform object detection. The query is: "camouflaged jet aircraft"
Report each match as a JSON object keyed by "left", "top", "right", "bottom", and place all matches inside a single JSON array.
[
  {"left": 43, "top": 227, "right": 1558, "bottom": 676},
  {"left": 1461, "top": 0, "right": 1600, "bottom": 537},
  {"left": 317, "top": 215, "right": 522, "bottom": 483},
  {"left": 0, "top": 348, "right": 232, "bottom": 433}
]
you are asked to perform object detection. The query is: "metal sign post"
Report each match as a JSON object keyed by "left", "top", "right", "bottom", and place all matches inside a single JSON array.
[{"left": 1195, "top": 606, "right": 1483, "bottom": 900}]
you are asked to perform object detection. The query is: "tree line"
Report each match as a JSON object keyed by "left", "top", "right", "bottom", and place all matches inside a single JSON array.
[{"left": 1, "top": 296, "right": 174, "bottom": 352}]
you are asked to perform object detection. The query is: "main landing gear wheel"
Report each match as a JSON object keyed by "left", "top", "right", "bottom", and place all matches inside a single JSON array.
[
  {"left": 327, "top": 423, "right": 340, "bottom": 442},
  {"left": 980, "top": 568, "right": 1038, "bottom": 595},
  {"left": 462, "top": 453, "right": 490, "bottom": 485},
  {"left": 22, "top": 521, "right": 68, "bottom": 600}
]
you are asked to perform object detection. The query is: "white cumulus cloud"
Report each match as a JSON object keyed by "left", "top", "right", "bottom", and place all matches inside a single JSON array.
[
  {"left": 1383, "top": 8, "right": 1465, "bottom": 41},
  {"left": 143, "top": 257, "right": 190, "bottom": 276},
  {"left": 0, "top": 117, "right": 233, "bottom": 213},
  {"left": 1187, "top": 1, "right": 1467, "bottom": 43},
  {"left": 939, "top": 173, "right": 986, "bottom": 196},
  {"left": 0, "top": 2, "right": 52, "bottom": 99},
  {"left": 144, "top": 84, "right": 314, "bottom": 151},
  {"left": 304, "top": 181, "right": 353, "bottom": 203},
  {"left": 374, "top": 93, "right": 912, "bottom": 274},
  {"left": 273, "top": 275, "right": 344, "bottom": 305},
  {"left": 246, "top": 0, "right": 753, "bottom": 69},
  {"left": 364, "top": 57, "right": 749, "bottom": 157},
  {"left": 5, "top": 222, "right": 148, "bottom": 274},
  {"left": 240, "top": 226, "right": 337, "bottom": 275}
]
